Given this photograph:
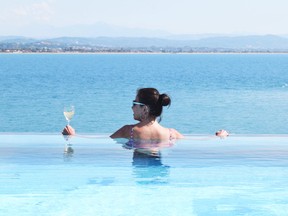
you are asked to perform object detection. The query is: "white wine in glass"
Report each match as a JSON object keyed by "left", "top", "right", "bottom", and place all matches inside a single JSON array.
[{"left": 63, "top": 105, "right": 75, "bottom": 125}]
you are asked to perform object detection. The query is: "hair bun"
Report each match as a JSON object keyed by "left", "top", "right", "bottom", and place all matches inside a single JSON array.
[{"left": 159, "top": 93, "right": 171, "bottom": 107}]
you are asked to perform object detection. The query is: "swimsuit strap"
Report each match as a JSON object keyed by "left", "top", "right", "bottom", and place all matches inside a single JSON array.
[
  {"left": 130, "top": 127, "right": 134, "bottom": 139},
  {"left": 128, "top": 126, "right": 134, "bottom": 147},
  {"left": 122, "top": 126, "right": 135, "bottom": 150}
]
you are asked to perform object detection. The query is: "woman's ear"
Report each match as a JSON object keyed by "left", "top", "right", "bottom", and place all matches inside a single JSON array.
[{"left": 144, "top": 106, "right": 150, "bottom": 114}]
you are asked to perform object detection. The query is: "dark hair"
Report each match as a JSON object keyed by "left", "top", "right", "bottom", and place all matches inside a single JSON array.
[{"left": 137, "top": 88, "right": 171, "bottom": 118}]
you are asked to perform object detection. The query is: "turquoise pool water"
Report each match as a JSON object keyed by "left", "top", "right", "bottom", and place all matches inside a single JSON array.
[{"left": 0, "top": 134, "right": 288, "bottom": 216}]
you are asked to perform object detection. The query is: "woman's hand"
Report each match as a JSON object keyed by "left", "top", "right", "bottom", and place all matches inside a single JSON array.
[
  {"left": 62, "top": 125, "right": 76, "bottom": 135},
  {"left": 215, "top": 129, "right": 229, "bottom": 138}
]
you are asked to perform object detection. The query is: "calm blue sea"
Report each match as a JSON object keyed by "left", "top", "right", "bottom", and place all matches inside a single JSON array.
[{"left": 0, "top": 53, "right": 288, "bottom": 134}]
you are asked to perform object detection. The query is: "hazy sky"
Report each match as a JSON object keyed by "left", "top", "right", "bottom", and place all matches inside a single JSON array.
[{"left": 1, "top": 0, "right": 287, "bottom": 37}]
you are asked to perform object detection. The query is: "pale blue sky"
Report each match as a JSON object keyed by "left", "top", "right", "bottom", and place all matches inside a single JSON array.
[{"left": 1, "top": 0, "right": 287, "bottom": 37}]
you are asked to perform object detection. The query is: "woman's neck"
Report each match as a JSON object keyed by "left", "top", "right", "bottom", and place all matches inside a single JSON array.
[{"left": 139, "top": 117, "right": 156, "bottom": 126}]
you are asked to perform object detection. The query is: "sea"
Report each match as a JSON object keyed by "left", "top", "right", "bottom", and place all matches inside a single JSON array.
[{"left": 0, "top": 53, "right": 288, "bottom": 134}]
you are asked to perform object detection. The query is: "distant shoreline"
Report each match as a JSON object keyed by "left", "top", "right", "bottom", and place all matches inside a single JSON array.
[
  {"left": 1, "top": 51, "right": 288, "bottom": 55},
  {"left": 2, "top": 35, "right": 288, "bottom": 55}
]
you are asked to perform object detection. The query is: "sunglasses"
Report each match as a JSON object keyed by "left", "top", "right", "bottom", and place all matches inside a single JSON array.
[{"left": 132, "top": 100, "right": 146, "bottom": 107}]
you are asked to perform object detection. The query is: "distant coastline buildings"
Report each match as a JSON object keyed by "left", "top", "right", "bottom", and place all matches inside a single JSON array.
[
  {"left": 1, "top": 46, "right": 287, "bottom": 54},
  {"left": 1, "top": 35, "right": 288, "bottom": 53}
]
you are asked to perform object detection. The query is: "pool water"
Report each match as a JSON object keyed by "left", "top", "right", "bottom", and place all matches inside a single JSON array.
[{"left": 0, "top": 134, "right": 288, "bottom": 216}]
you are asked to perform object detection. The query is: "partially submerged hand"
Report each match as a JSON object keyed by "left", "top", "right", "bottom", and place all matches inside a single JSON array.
[
  {"left": 215, "top": 129, "right": 229, "bottom": 138},
  {"left": 62, "top": 125, "right": 75, "bottom": 135}
]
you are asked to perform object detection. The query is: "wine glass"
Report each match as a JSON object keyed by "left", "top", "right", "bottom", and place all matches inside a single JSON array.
[{"left": 63, "top": 105, "right": 75, "bottom": 125}]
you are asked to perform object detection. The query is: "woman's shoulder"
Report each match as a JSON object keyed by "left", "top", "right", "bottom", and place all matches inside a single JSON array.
[
  {"left": 169, "top": 128, "right": 184, "bottom": 139},
  {"left": 110, "top": 124, "right": 134, "bottom": 139}
]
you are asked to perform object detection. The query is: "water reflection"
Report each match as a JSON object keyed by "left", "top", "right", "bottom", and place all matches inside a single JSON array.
[
  {"left": 63, "top": 135, "right": 74, "bottom": 161},
  {"left": 122, "top": 139, "right": 175, "bottom": 185},
  {"left": 132, "top": 151, "right": 170, "bottom": 185}
]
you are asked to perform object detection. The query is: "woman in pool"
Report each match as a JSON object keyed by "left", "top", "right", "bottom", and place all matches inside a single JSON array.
[
  {"left": 62, "top": 87, "right": 228, "bottom": 140},
  {"left": 110, "top": 87, "right": 183, "bottom": 140},
  {"left": 63, "top": 88, "right": 183, "bottom": 140}
]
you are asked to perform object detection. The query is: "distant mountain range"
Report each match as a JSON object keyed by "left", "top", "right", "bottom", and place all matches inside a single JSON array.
[{"left": 1, "top": 34, "right": 288, "bottom": 52}]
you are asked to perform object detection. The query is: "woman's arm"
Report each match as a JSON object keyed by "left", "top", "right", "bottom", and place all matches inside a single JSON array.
[
  {"left": 61, "top": 124, "right": 134, "bottom": 139},
  {"left": 170, "top": 129, "right": 229, "bottom": 140},
  {"left": 170, "top": 128, "right": 184, "bottom": 139}
]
